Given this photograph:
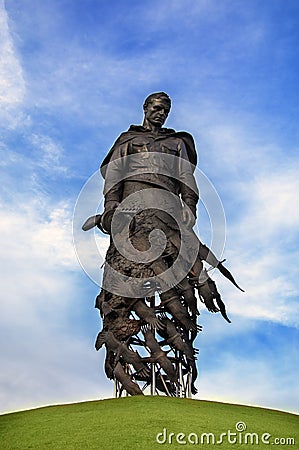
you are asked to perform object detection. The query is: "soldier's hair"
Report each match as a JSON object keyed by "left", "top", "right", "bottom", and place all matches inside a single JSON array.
[{"left": 143, "top": 92, "right": 171, "bottom": 110}]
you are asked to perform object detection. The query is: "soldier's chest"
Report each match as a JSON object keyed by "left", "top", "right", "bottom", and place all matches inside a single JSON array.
[{"left": 128, "top": 136, "right": 179, "bottom": 155}]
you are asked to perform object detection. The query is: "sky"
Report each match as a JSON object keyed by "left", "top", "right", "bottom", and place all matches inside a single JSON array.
[{"left": 0, "top": 0, "right": 298, "bottom": 415}]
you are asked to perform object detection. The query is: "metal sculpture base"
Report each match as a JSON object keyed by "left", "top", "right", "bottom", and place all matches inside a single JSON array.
[
  {"left": 113, "top": 343, "right": 193, "bottom": 398},
  {"left": 114, "top": 368, "right": 192, "bottom": 398},
  {"left": 110, "top": 294, "right": 193, "bottom": 398}
]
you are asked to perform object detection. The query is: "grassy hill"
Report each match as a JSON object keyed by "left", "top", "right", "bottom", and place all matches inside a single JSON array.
[{"left": 0, "top": 396, "right": 298, "bottom": 449}]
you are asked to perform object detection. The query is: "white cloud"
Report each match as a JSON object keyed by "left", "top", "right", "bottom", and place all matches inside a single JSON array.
[
  {"left": 243, "top": 171, "right": 299, "bottom": 235},
  {"left": 193, "top": 314, "right": 299, "bottom": 413},
  {"left": 197, "top": 351, "right": 299, "bottom": 414},
  {"left": 172, "top": 103, "right": 299, "bottom": 329},
  {"left": 0, "top": 191, "right": 112, "bottom": 414},
  {"left": 216, "top": 264, "right": 299, "bottom": 329},
  {"left": 0, "top": 136, "right": 112, "bottom": 413},
  {"left": 221, "top": 167, "right": 299, "bottom": 328},
  {"left": 0, "top": 199, "right": 77, "bottom": 319},
  {"left": 0, "top": 0, "right": 25, "bottom": 105},
  {"left": 0, "top": 0, "right": 26, "bottom": 129},
  {"left": 30, "top": 133, "right": 69, "bottom": 175},
  {"left": 0, "top": 329, "right": 111, "bottom": 414}
]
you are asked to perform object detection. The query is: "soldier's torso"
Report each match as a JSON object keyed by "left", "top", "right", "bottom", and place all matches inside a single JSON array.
[
  {"left": 126, "top": 133, "right": 182, "bottom": 186},
  {"left": 128, "top": 133, "right": 180, "bottom": 155}
]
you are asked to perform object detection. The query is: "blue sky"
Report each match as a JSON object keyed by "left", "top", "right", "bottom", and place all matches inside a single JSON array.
[{"left": 0, "top": 0, "right": 298, "bottom": 414}]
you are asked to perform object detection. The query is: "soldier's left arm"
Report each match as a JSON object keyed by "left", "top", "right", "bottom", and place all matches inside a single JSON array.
[{"left": 177, "top": 139, "right": 199, "bottom": 224}]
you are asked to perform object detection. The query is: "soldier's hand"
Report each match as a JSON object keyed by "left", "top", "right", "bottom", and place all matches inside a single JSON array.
[
  {"left": 101, "top": 209, "right": 114, "bottom": 234},
  {"left": 102, "top": 209, "right": 128, "bottom": 235},
  {"left": 101, "top": 201, "right": 120, "bottom": 234},
  {"left": 181, "top": 208, "right": 196, "bottom": 228}
]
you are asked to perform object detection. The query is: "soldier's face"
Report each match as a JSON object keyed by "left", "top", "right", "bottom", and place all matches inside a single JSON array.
[{"left": 144, "top": 99, "right": 170, "bottom": 127}]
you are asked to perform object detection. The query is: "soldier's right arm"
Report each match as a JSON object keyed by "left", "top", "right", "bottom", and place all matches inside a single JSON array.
[{"left": 101, "top": 142, "right": 128, "bottom": 233}]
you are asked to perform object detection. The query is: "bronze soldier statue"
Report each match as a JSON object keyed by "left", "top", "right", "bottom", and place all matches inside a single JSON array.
[{"left": 83, "top": 92, "right": 243, "bottom": 397}]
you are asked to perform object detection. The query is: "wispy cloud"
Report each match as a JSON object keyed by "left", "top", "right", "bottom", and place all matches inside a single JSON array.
[
  {"left": 194, "top": 315, "right": 299, "bottom": 413},
  {"left": 198, "top": 345, "right": 299, "bottom": 414},
  {"left": 172, "top": 98, "right": 299, "bottom": 329},
  {"left": 30, "top": 133, "right": 69, "bottom": 175},
  {"left": 0, "top": 0, "right": 26, "bottom": 129},
  {"left": 0, "top": 156, "right": 109, "bottom": 413},
  {"left": 0, "top": 328, "right": 110, "bottom": 414},
  {"left": 0, "top": 0, "right": 25, "bottom": 105}
]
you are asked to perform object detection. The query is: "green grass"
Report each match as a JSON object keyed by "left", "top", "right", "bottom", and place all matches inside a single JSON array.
[{"left": 0, "top": 397, "right": 298, "bottom": 449}]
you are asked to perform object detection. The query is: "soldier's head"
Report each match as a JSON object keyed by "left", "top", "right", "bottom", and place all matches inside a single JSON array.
[{"left": 143, "top": 92, "right": 171, "bottom": 129}]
